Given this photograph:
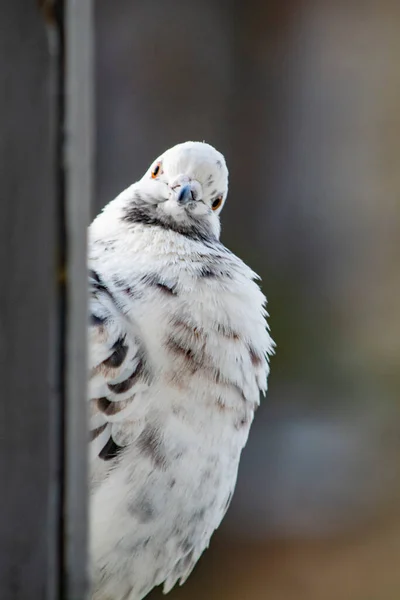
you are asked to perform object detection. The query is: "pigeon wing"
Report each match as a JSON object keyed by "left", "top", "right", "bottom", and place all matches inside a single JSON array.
[{"left": 88, "top": 268, "right": 149, "bottom": 463}]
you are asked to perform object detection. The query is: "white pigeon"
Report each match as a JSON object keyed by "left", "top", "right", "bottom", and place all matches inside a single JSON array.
[{"left": 88, "top": 141, "right": 274, "bottom": 600}]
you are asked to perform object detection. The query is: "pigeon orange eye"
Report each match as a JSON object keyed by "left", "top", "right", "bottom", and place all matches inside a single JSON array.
[
  {"left": 212, "top": 196, "right": 223, "bottom": 210},
  {"left": 151, "top": 163, "right": 161, "bottom": 178}
]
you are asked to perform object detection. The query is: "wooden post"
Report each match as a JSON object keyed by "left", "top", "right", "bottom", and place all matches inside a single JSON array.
[{"left": 0, "top": 1, "right": 93, "bottom": 598}]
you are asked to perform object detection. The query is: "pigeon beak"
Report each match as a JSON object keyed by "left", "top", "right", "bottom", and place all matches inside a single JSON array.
[
  {"left": 171, "top": 176, "right": 202, "bottom": 205},
  {"left": 176, "top": 184, "right": 193, "bottom": 205}
]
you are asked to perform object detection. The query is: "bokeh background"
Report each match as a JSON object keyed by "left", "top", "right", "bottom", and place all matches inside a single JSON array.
[{"left": 95, "top": 1, "right": 400, "bottom": 599}]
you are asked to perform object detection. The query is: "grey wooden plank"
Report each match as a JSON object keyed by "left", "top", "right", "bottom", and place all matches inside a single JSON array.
[
  {"left": 63, "top": 0, "right": 93, "bottom": 598},
  {"left": 0, "top": 2, "right": 61, "bottom": 599},
  {"left": 0, "top": 1, "right": 93, "bottom": 598}
]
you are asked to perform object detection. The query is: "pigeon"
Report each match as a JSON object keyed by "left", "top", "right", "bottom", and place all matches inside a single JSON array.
[{"left": 88, "top": 141, "right": 274, "bottom": 600}]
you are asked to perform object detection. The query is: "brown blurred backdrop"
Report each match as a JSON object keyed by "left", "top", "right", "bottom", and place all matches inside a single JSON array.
[{"left": 95, "top": 1, "right": 400, "bottom": 599}]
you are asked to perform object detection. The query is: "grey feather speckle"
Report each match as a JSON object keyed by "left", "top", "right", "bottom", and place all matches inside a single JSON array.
[
  {"left": 136, "top": 425, "right": 170, "bottom": 471},
  {"left": 128, "top": 494, "right": 158, "bottom": 523}
]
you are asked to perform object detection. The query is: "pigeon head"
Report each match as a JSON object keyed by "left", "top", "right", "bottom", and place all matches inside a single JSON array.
[
  {"left": 145, "top": 141, "right": 228, "bottom": 214},
  {"left": 123, "top": 142, "right": 229, "bottom": 241}
]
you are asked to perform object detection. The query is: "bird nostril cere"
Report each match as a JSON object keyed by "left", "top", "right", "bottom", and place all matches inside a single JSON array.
[{"left": 177, "top": 184, "right": 193, "bottom": 204}]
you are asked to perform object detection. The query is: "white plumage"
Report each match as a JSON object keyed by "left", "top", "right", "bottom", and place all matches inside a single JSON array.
[{"left": 88, "top": 141, "right": 274, "bottom": 600}]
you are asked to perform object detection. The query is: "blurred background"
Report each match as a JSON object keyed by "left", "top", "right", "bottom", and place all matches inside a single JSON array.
[{"left": 95, "top": 1, "right": 400, "bottom": 599}]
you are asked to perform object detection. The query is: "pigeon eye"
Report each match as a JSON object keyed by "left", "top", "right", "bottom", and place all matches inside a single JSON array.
[
  {"left": 212, "top": 196, "right": 223, "bottom": 211},
  {"left": 151, "top": 163, "right": 161, "bottom": 179}
]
